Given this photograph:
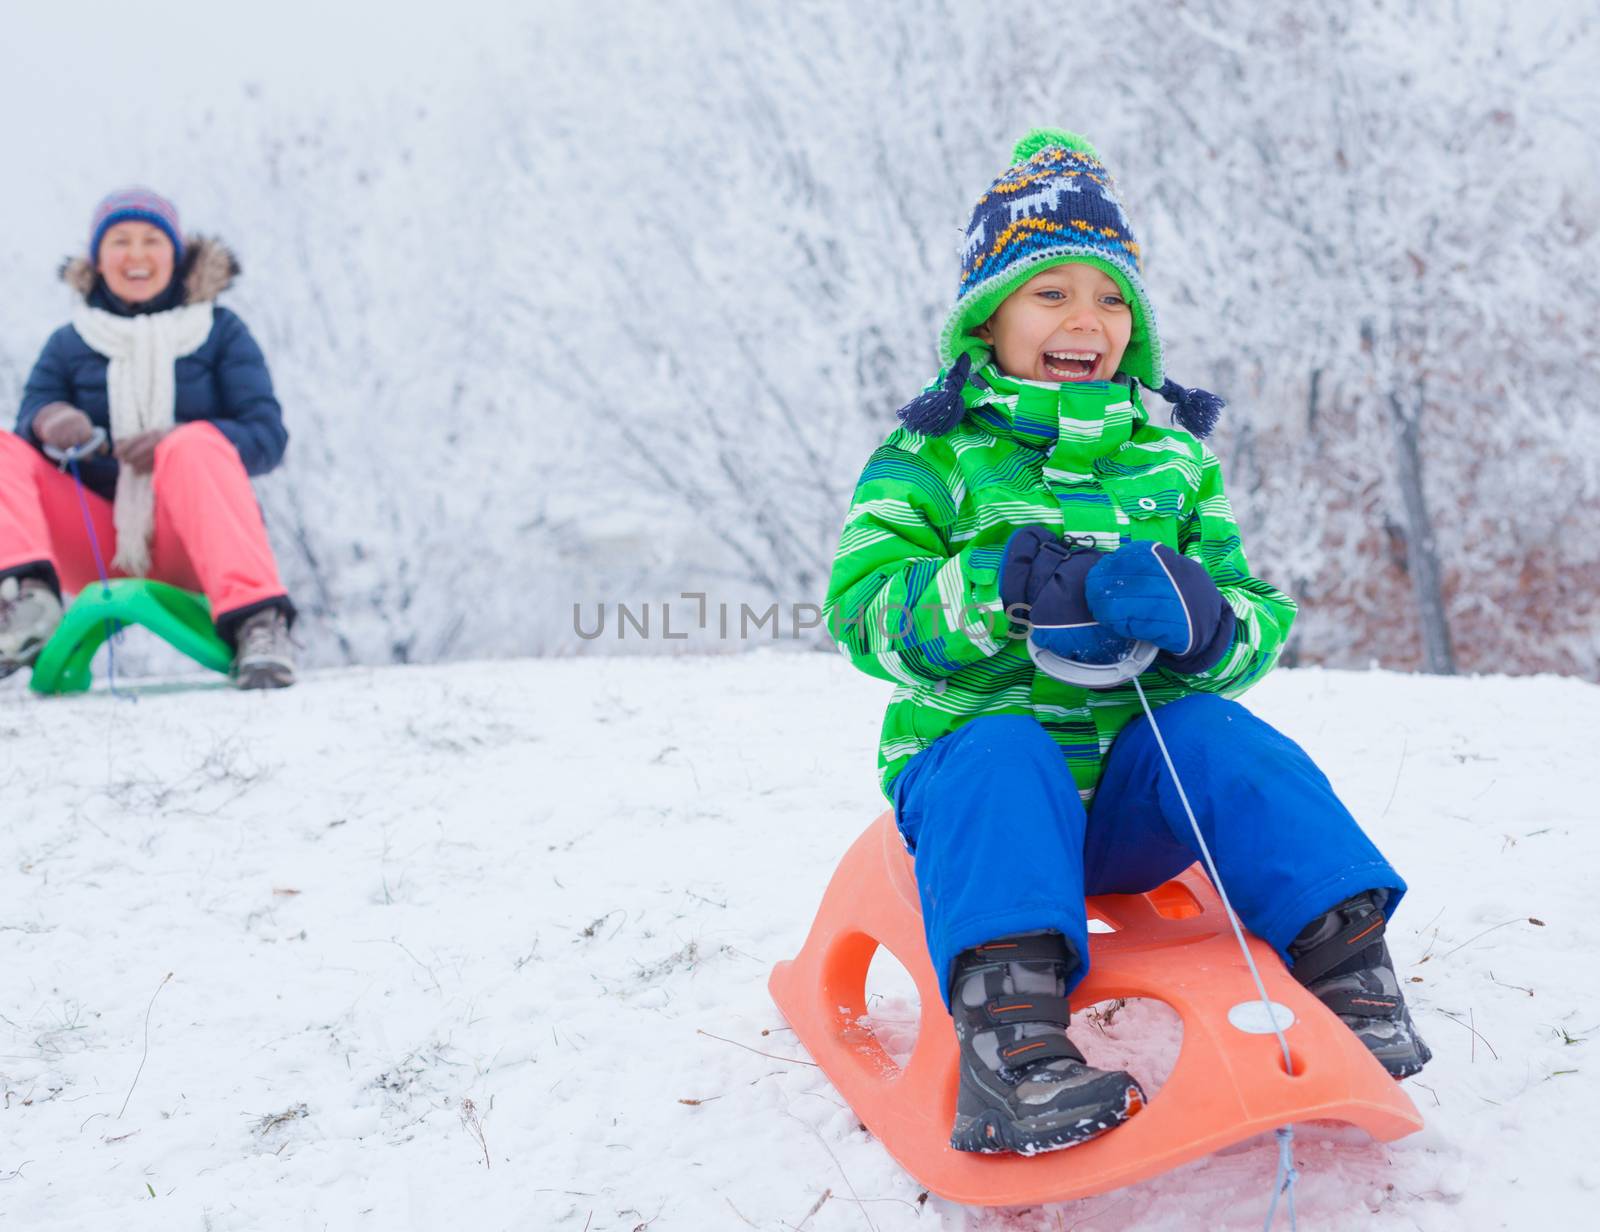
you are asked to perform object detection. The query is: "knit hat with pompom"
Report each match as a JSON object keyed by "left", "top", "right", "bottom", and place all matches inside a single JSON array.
[
  {"left": 898, "top": 129, "right": 1222, "bottom": 439},
  {"left": 90, "top": 187, "right": 183, "bottom": 264}
]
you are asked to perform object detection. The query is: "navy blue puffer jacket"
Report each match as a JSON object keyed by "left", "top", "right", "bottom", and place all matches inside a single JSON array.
[{"left": 15, "top": 237, "right": 287, "bottom": 501}]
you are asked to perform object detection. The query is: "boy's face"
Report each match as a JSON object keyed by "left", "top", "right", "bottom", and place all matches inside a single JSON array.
[{"left": 975, "top": 263, "right": 1132, "bottom": 384}]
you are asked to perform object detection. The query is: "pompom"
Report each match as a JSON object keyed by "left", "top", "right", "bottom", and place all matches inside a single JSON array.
[
  {"left": 896, "top": 353, "right": 973, "bottom": 435},
  {"left": 1154, "top": 378, "right": 1226, "bottom": 439},
  {"left": 1011, "top": 128, "right": 1101, "bottom": 166}
]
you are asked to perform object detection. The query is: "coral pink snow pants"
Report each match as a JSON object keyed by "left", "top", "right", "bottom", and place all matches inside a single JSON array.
[{"left": 0, "top": 423, "right": 288, "bottom": 626}]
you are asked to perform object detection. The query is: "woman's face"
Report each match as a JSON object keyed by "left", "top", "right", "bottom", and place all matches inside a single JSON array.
[{"left": 96, "top": 221, "right": 175, "bottom": 303}]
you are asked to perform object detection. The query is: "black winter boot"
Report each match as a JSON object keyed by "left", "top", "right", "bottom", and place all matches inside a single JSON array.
[
  {"left": 1289, "top": 890, "right": 1432, "bottom": 1079},
  {"left": 948, "top": 932, "right": 1145, "bottom": 1155}
]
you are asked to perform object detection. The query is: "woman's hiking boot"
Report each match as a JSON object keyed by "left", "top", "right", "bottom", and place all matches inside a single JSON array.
[
  {"left": 949, "top": 932, "right": 1145, "bottom": 1155},
  {"left": 0, "top": 575, "right": 63, "bottom": 680},
  {"left": 1290, "top": 890, "right": 1432, "bottom": 1079},
  {"left": 232, "top": 607, "right": 296, "bottom": 690}
]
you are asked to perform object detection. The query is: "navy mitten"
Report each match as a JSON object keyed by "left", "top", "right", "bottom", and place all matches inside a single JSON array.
[
  {"left": 1001, "top": 527, "right": 1137, "bottom": 665},
  {"left": 1085, "top": 541, "right": 1236, "bottom": 674}
]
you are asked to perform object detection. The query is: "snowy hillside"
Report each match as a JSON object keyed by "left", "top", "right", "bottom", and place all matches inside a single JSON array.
[{"left": 2, "top": 653, "right": 1595, "bottom": 1230}]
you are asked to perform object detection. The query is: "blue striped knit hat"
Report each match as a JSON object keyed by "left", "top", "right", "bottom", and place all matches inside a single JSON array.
[
  {"left": 901, "top": 128, "right": 1222, "bottom": 438},
  {"left": 90, "top": 187, "right": 183, "bottom": 264}
]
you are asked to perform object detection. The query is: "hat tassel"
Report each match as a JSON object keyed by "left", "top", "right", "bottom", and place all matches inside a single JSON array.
[
  {"left": 1153, "top": 377, "right": 1225, "bottom": 439},
  {"left": 896, "top": 353, "right": 972, "bottom": 436}
]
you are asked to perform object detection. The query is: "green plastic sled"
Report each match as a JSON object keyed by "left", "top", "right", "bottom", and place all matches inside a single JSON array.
[{"left": 29, "top": 579, "right": 233, "bottom": 695}]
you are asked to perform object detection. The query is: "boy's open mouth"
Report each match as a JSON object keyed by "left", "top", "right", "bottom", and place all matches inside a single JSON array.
[{"left": 1042, "top": 349, "right": 1101, "bottom": 381}]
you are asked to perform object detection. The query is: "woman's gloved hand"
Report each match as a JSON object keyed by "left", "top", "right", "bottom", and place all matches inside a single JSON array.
[
  {"left": 1001, "top": 526, "right": 1137, "bottom": 665},
  {"left": 31, "top": 404, "right": 97, "bottom": 452},
  {"left": 1085, "top": 541, "right": 1237, "bottom": 674}
]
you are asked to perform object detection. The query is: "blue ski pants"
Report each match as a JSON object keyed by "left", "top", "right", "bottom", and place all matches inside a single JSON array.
[{"left": 889, "top": 695, "right": 1405, "bottom": 1007}]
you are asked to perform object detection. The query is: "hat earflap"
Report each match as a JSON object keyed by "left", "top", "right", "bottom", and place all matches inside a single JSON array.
[
  {"left": 896, "top": 353, "right": 973, "bottom": 436},
  {"left": 1147, "top": 377, "right": 1225, "bottom": 439}
]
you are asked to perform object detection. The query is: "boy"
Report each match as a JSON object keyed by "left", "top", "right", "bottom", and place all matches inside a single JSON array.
[{"left": 822, "top": 130, "right": 1429, "bottom": 1157}]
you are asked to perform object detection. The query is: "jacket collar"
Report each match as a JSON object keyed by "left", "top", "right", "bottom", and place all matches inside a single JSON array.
[
  {"left": 89, "top": 278, "right": 186, "bottom": 316},
  {"left": 59, "top": 235, "right": 241, "bottom": 313},
  {"left": 963, "top": 357, "right": 1148, "bottom": 466}
]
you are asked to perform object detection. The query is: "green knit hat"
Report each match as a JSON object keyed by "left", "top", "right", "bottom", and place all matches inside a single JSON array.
[
  {"left": 939, "top": 128, "right": 1164, "bottom": 390},
  {"left": 897, "top": 129, "right": 1222, "bottom": 439}
]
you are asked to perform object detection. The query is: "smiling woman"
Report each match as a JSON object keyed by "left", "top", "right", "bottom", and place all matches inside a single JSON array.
[
  {"left": 96, "top": 217, "right": 179, "bottom": 306},
  {"left": 0, "top": 187, "right": 300, "bottom": 688}
]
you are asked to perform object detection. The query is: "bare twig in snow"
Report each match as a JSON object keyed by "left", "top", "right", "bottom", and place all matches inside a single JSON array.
[
  {"left": 1412, "top": 906, "right": 1445, "bottom": 938},
  {"left": 118, "top": 973, "right": 173, "bottom": 1119},
  {"left": 459, "top": 1096, "right": 491, "bottom": 1169},
  {"left": 795, "top": 1188, "right": 832, "bottom": 1229},
  {"left": 697, "top": 1029, "right": 818, "bottom": 1067},
  {"left": 356, "top": 938, "right": 442, "bottom": 993},
  {"left": 578, "top": 910, "right": 627, "bottom": 942},
  {"left": 1085, "top": 999, "right": 1129, "bottom": 1032},
  {"left": 1488, "top": 971, "right": 1533, "bottom": 996},
  {"left": 1433, "top": 1008, "right": 1500, "bottom": 1061},
  {"left": 1437, "top": 917, "right": 1540, "bottom": 962},
  {"left": 782, "top": 1109, "right": 877, "bottom": 1232},
  {"left": 1379, "top": 736, "right": 1409, "bottom": 818},
  {"left": 830, "top": 1195, "right": 927, "bottom": 1214},
  {"left": 253, "top": 1104, "right": 309, "bottom": 1135}
]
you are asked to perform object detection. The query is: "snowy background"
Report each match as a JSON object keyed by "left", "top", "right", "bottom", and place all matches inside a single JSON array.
[
  {"left": 3, "top": 656, "right": 1597, "bottom": 1229},
  {"left": 0, "top": 0, "right": 1595, "bottom": 675}
]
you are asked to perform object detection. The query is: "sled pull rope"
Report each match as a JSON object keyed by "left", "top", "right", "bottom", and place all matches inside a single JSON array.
[
  {"left": 1131, "top": 675, "right": 1298, "bottom": 1231},
  {"left": 61, "top": 449, "right": 126, "bottom": 699}
]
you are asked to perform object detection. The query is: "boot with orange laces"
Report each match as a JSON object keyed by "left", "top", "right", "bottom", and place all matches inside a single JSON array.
[{"left": 949, "top": 932, "right": 1145, "bottom": 1155}]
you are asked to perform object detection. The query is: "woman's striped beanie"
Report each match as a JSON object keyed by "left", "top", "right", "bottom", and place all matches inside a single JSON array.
[
  {"left": 90, "top": 187, "right": 183, "bottom": 264},
  {"left": 899, "top": 128, "right": 1223, "bottom": 439}
]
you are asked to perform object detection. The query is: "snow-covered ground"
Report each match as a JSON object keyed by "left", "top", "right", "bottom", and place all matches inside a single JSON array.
[{"left": 2, "top": 651, "right": 1596, "bottom": 1230}]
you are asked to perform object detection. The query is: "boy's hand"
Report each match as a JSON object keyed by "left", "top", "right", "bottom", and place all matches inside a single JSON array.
[
  {"left": 1001, "top": 526, "right": 1101, "bottom": 622},
  {"left": 1085, "top": 542, "right": 1236, "bottom": 673},
  {"left": 1002, "top": 527, "right": 1137, "bottom": 663}
]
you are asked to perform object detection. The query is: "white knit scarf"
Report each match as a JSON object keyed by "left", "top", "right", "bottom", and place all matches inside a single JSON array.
[{"left": 71, "top": 301, "right": 214, "bottom": 575}]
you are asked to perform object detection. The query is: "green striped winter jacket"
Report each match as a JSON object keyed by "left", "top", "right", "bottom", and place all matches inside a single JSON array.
[{"left": 823, "top": 362, "right": 1297, "bottom": 803}]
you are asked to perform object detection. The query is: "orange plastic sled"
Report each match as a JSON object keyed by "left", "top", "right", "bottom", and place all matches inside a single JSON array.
[{"left": 769, "top": 812, "right": 1423, "bottom": 1207}]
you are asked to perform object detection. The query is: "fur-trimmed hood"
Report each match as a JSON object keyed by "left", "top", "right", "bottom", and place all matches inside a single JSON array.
[{"left": 59, "top": 235, "right": 240, "bottom": 306}]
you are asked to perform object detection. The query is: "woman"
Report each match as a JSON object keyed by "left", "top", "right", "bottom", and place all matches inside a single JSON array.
[{"left": 0, "top": 187, "right": 297, "bottom": 688}]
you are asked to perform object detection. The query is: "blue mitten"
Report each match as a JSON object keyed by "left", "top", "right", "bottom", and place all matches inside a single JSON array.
[
  {"left": 1001, "top": 527, "right": 1137, "bottom": 665},
  {"left": 1084, "top": 541, "right": 1236, "bottom": 673}
]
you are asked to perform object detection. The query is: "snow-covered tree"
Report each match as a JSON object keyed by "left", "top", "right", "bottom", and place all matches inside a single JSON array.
[{"left": 1, "top": 0, "right": 1593, "bottom": 675}]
